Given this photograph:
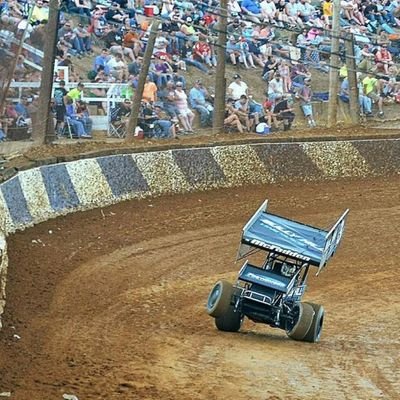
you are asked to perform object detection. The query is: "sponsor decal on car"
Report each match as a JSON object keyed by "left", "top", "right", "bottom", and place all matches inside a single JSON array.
[
  {"left": 248, "top": 239, "right": 311, "bottom": 262},
  {"left": 245, "top": 272, "right": 287, "bottom": 289}
]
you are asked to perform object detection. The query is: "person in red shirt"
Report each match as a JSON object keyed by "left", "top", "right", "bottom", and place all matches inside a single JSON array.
[{"left": 375, "top": 45, "right": 394, "bottom": 74}]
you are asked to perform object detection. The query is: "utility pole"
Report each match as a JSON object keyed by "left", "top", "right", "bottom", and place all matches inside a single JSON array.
[
  {"left": 125, "top": 19, "right": 160, "bottom": 141},
  {"left": 212, "top": 0, "right": 228, "bottom": 134},
  {"left": 327, "top": 0, "right": 341, "bottom": 128},
  {"left": 0, "top": 7, "right": 34, "bottom": 115},
  {"left": 344, "top": 33, "right": 359, "bottom": 124},
  {"left": 35, "top": 0, "right": 60, "bottom": 144}
]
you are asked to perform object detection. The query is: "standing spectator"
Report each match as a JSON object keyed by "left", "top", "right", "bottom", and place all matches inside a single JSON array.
[
  {"left": 53, "top": 80, "right": 68, "bottom": 134},
  {"left": 142, "top": 75, "right": 158, "bottom": 103},
  {"left": 189, "top": 80, "right": 213, "bottom": 128},
  {"left": 297, "top": 78, "right": 316, "bottom": 127}
]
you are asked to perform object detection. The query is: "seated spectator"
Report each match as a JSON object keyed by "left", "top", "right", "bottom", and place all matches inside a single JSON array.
[
  {"left": 261, "top": 98, "right": 279, "bottom": 129},
  {"left": 157, "top": 81, "right": 180, "bottom": 120},
  {"left": 14, "top": 95, "right": 32, "bottom": 129},
  {"left": 224, "top": 98, "right": 245, "bottom": 133},
  {"left": 260, "top": 0, "right": 277, "bottom": 24},
  {"left": 226, "top": 36, "right": 241, "bottom": 66},
  {"left": 285, "top": 0, "right": 304, "bottom": 28},
  {"left": 73, "top": 23, "right": 93, "bottom": 55},
  {"left": 94, "top": 48, "right": 111, "bottom": 75},
  {"left": 110, "top": 98, "right": 131, "bottom": 132},
  {"left": 363, "top": 74, "right": 385, "bottom": 117},
  {"left": 150, "top": 57, "right": 174, "bottom": 88},
  {"left": 67, "top": 82, "right": 85, "bottom": 101},
  {"left": 375, "top": 44, "right": 394, "bottom": 74},
  {"left": 152, "top": 103, "right": 177, "bottom": 139},
  {"left": 273, "top": 95, "right": 296, "bottom": 130},
  {"left": 193, "top": 40, "right": 217, "bottom": 69},
  {"left": 234, "top": 94, "right": 258, "bottom": 131},
  {"left": 68, "top": 0, "right": 92, "bottom": 24},
  {"left": 228, "top": 74, "right": 249, "bottom": 101},
  {"left": 75, "top": 100, "right": 93, "bottom": 135},
  {"left": 105, "top": 2, "right": 128, "bottom": 23},
  {"left": 267, "top": 73, "right": 285, "bottom": 102},
  {"left": 106, "top": 53, "right": 128, "bottom": 81},
  {"left": 262, "top": 55, "right": 279, "bottom": 81},
  {"left": 189, "top": 80, "right": 213, "bottom": 128},
  {"left": 238, "top": 37, "right": 256, "bottom": 69},
  {"left": 174, "top": 82, "right": 195, "bottom": 133},
  {"left": 30, "top": 0, "right": 49, "bottom": 25},
  {"left": 65, "top": 96, "right": 91, "bottom": 138},
  {"left": 340, "top": 75, "right": 373, "bottom": 116},
  {"left": 241, "top": 0, "right": 263, "bottom": 23}
]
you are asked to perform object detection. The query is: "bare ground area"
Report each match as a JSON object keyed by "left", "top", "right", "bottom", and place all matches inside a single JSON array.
[{"left": 0, "top": 177, "right": 400, "bottom": 399}]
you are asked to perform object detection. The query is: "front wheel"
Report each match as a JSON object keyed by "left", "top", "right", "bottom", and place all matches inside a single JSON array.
[
  {"left": 206, "top": 280, "right": 234, "bottom": 317},
  {"left": 215, "top": 305, "right": 243, "bottom": 332},
  {"left": 286, "top": 302, "right": 314, "bottom": 341},
  {"left": 302, "top": 302, "right": 325, "bottom": 343}
]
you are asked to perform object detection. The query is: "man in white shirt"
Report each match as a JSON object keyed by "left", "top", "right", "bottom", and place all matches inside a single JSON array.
[
  {"left": 227, "top": 74, "right": 249, "bottom": 100},
  {"left": 106, "top": 53, "right": 127, "bottom": 81},
  {"left": 260, "top": 0, "right": 277, "bottom": 24}
]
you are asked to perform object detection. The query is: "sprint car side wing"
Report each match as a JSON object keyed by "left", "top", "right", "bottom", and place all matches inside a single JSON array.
[{"left": 237, "top": 200, "right": 349, "bottom": 272}]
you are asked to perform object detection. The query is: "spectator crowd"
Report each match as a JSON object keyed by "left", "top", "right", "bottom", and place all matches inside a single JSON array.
[{"left": 1, "top": 0, "right": 400, "bottom": 140}]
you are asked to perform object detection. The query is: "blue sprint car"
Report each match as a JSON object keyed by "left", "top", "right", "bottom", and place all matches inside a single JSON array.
[{"left": 206, "top": 200, "right": 349, "bottom": 342}]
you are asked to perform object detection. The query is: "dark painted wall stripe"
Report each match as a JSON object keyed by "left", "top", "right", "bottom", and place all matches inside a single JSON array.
[
  {"left": 41, "top": 164, "right": 80, "bottom": 211},
  {"left": 97, "top": 155, "right": 149, "bottom": 197},
  {"left": 253, "top": 143, "right": 324, "bottom": 182},
  {"left": 172, "top": 148, "right": 225, "bottom": 186},
  {"left": 1, "top": 176, "right": 32, "bottom": 225}
]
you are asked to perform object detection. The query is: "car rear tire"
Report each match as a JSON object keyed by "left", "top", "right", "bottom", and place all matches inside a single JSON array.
[
  {"left": 215, "top": 305, "right": 243, "bottom": 332},
  {"left": 206, "top": 280, "right": 234, "bottom": 317},
  {"left": 302, "top": 302, "right": 325, "bottom": 343},
  {"left": 286, "top": 302, "right": 314, "bottom": 341}
]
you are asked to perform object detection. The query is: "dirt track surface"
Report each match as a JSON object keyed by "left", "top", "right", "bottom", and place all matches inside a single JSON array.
[{"left": 1, "top": 177, "right": 399, "bottom": 399}]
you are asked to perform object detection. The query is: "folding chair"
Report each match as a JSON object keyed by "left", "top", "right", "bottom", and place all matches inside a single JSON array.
[{"left": 108, "top": 119, "right": 127, "bottom": 138}]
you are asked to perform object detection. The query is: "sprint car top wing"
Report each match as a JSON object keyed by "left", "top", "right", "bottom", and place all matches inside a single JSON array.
[{"left": 237, "top": 200, "right": 349, "bottom": 272}]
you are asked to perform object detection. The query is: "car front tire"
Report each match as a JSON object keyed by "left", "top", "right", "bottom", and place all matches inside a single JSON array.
[
  {"left": 286, "top": 302, "right": 314, "bottom": 341},
  {"left": 302, "top": 302, "right": 325, "bottom": 343},
  {"left": 206, "top": 280, "right": 234, "bottom": 318},
  {"left": 215, "top": 305, "right": 243, "bottom": 332}
]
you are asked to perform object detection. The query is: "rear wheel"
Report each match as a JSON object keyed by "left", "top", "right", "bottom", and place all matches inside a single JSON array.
[
  {"left": 303, "top": 302, "right": 325, "bottom": 343},
  {"left": 206, "top": 280, "right": 234, "bottom": 317},
  {"left": 215, "top": 305, "right": 243, "bottom": 332},
  {"left": 286, "top": 302, "right": 314, "bottom": 341}
]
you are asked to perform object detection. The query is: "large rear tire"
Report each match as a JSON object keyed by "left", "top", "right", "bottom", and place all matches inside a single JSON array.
[
  {"left": 286, "top": 302, "right": 314, "bottom": 341},
  {"left": 206, "top": 280, "right": 234, "bottom": 317},
  {"left": 215, "top": 305, "right": 243, "bottom": 332},
  {"left": 303, "top": 302, "right": 325, "bottom": 343}
]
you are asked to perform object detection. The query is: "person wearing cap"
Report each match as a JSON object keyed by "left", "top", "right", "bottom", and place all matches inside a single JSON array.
[
  {"left": 273, "top": 95, "right": 295, "bottom": 131},
  {"left": 157, "top": 81, "right": 180, "bottom": 120},
  {"left": 73, "top": 22, "right": 93, "bottom": 55},
  {"left": 105, "top": 2, "right": 128, "bottom": 23},
  {"left": 226, "top": 36, "right": 241, "bottom": 66},
  {"left": 234, "top": 94, "right": 257, "bottom": 132},
  {"left": 339, "top": 75, "right": 373, "bottom": 116},
  {"left": 53, "top": 80, "right": 68, "bottom": 134},
  {"left": 228, "top": 74, "right": 249, "bottom": 101},
  {"left": 152, "top": 104, "right": 178, "bottom": 139},
  {"left": 189, "top": 80, "right": 213, "bottom": 128}
]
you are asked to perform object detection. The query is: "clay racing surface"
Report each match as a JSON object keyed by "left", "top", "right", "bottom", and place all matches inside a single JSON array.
[{"left": 0, "top": 177, "right": 399, "bottom": 399}]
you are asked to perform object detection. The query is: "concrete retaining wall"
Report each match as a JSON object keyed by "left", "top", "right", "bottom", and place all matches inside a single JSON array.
[{"left": 0, "top": 139, "right": 400, "bottom": 327}]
